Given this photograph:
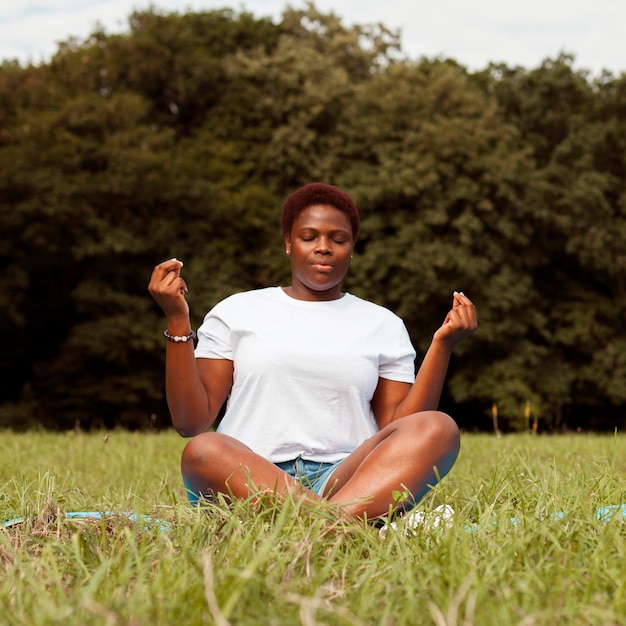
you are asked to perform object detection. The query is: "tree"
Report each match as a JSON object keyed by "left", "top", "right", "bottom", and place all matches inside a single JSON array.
[
  {"left": 481, "top": 57, "right": 626, "bottom": 429},
  {"left": 1, "top": 7, "right": 625, "bottom": 432},
  {"left": 0, "top": 8, "right": 284, "bottom": 429}
]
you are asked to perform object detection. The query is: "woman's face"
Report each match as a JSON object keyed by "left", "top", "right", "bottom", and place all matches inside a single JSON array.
[{"left": 284, "top": 204, "right": 354, "bottom": 301}]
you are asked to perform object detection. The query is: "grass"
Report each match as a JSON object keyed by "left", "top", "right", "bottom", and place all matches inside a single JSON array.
[{"left": 2, "top": 430, "right": 626, "bottom": 625}]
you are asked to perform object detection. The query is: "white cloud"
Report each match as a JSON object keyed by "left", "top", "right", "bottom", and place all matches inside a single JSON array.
[
  {"left": 1, "top": 1, "right": 132, "bottom": 63},
  {"left": 0, "top": 0, "right": 624, "bottom": 74}
]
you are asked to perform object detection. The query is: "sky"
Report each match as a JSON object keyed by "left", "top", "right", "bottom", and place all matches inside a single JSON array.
[{"left": 1, "top": 0, "right": 625, "bottom": 76}]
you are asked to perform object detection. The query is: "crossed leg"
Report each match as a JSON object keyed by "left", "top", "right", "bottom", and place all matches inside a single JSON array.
[
  {"left": 180, "top": 410, "right": 460, "bottom": 519},
  {"left": 321, "top": 410, "right": 460, "bottom": 516},
  {"left": 181, "top": 430, "right": 319, "bottom": 505}
]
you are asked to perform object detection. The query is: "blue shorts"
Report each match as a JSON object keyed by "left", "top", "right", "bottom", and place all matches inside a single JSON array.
[
  {"left": 183, "top": 457, "right": 345, "bottom": 505},
  {"left": 275, "top": 457, "right": 345, "bottom": 496}
]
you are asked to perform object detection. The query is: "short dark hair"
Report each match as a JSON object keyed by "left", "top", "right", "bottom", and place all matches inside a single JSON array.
[{"left": 281, "top": 183, "right": 360, "bottom": 240}]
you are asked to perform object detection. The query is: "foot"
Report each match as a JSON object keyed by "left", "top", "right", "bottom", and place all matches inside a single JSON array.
[{"left": 379, "top": 504, "right": 454, "bottom": 539}]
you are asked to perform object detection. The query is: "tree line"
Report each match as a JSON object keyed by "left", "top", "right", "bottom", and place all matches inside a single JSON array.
[{"left": 1, "top": 4, "right": 625, "bottom": 432}]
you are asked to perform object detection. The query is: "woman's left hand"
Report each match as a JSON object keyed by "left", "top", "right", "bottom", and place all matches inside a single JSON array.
[{"left": 433, "top": 291, "right": 478, "bottom": 350}]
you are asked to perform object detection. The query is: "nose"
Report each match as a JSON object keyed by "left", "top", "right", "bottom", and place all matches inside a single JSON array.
[{"left": 315, "top": 238, "right": 331, "bottom": 254}]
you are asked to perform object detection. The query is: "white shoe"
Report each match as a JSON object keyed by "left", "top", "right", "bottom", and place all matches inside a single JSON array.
[{"left": 379, "top": 504, "right": 454, "bottom": 539}]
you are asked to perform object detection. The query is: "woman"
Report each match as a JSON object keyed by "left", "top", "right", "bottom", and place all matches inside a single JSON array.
[{"left": 148, "top": 182, "right": 477, "bottom": 521}]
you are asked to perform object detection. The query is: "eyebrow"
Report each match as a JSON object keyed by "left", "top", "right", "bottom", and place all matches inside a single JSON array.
[{"left": 296, "top": 226, "right": 351, "bottom": 234}]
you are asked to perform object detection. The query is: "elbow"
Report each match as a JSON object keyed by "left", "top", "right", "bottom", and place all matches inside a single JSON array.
[
  {"left": 175, "top": 423, "right": 209, "bottom": 438},
  {"left": 175, "top": 426, "right": 197, "bottom": 438},
  {"left": 172, "top": 413, "right": 214, "bottom": 438},
  {"left": 168, "top": 400, "right": 215, "bottom": 437}
]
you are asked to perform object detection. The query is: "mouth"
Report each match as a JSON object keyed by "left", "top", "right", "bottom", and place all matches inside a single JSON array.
[{"left": 311, "top": 261, "right": 334, "bottom": 271}]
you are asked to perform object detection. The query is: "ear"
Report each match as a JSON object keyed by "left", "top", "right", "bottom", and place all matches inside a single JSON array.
[{"left": 284, "top": 234, "right": 291, "bottom": 255}]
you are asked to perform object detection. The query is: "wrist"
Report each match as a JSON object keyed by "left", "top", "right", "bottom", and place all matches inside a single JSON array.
[
  {"left": 164, "top": 329, "right": 196, "bottom": 343},
  {"left": 165, "top": 314, "right": 192, "bottom": 335},
  {"left": 430, "top": 334, "right": 455, "bottom": 354}
]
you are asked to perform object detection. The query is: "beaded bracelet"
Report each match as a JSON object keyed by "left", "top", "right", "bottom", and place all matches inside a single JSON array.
[{"left": 163, "top": 329, "right": 196, "bottom": 343}]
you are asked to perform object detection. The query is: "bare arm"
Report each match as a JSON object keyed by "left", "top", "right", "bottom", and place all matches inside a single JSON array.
[
  {"left": 372, "top": 292, "right": 477, "bottom": 428},
  {"left": 148, "top": 258, "right": 233, "bottom": 437}
]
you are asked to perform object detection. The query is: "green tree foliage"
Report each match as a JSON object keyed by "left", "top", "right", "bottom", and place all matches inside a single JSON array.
[
  {"left": 0, "top": 6, "right": 624, "bottom": 431},
  {"left": 0, "top": 8, "right": 283, "bottom": 429},
  {"left": 476, "top": 57, "right": 626, "bottom": 428}
]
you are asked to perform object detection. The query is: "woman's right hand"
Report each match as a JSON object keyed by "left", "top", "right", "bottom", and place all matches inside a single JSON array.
[
  {"left": 149, "top": 257, "right": 232, "bottom": 436},
  {"left": 148, "top": 258, "right": 190, "bottom": 319}
]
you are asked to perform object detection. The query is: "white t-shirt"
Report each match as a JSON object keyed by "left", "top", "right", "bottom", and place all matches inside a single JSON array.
[{"left": 195, "top": 287, "right": 416, "bottom": 462}]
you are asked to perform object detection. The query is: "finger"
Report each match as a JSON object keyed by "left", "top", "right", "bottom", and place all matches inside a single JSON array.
[
  {"left": 453, "top": 290, "right": 474, "bottom": 305},
  {"left": 452, "top": 292, "right": 463, "bottom": 311},
  {"left": 453, "top": 292, "right": 477, "bottom": 322},
  {"left": 149, "top": 258, "right": 183, "bottom": 287},
  {"left": 155, "top": 257, "right": 184, "bottom": 278},
  {"left": 444, "top": 308, "right": 464, "bottom": 328},
  {"left": 445, "top": 304, "right": 476, "bottom": 331},
  {"left": 157, "top": 276, "right": 188, "bottom": 302},
  {"left": 159, "top": 259, "right": 186, "bottom": 288}
]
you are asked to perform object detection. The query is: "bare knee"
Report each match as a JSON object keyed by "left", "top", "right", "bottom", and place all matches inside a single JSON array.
[
  {"left": 425, "top": 410, "right": 460, "bottom": 451},
  {"left": 397, "top": 411, "right": 460, "bottom": 502},
  {"left": 377, "top": 410, "right": 461, "bottom": 480},
  {"left": 396, "top": 410, "right": 460, "bottom": 459},
  {"left": 181, "top": 432, "right": 232, "bottom": 477}
]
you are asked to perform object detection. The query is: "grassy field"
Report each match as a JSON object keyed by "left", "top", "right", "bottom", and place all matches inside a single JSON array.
[{"left": 2, "top": 430, "right": 626, "bottom": 625}]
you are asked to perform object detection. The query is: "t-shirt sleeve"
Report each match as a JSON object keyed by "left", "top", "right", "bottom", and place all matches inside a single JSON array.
[
  {"left": 378, "top": 319, "right": 416, "bottom": 383},
  {"left": 194, "top": 303, "right": 233, "bottom": 360}
]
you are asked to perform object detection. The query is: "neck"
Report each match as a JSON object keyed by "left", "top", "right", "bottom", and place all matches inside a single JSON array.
[{"left": 282, "top": 285, "right": 345, "bottom": 302}]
